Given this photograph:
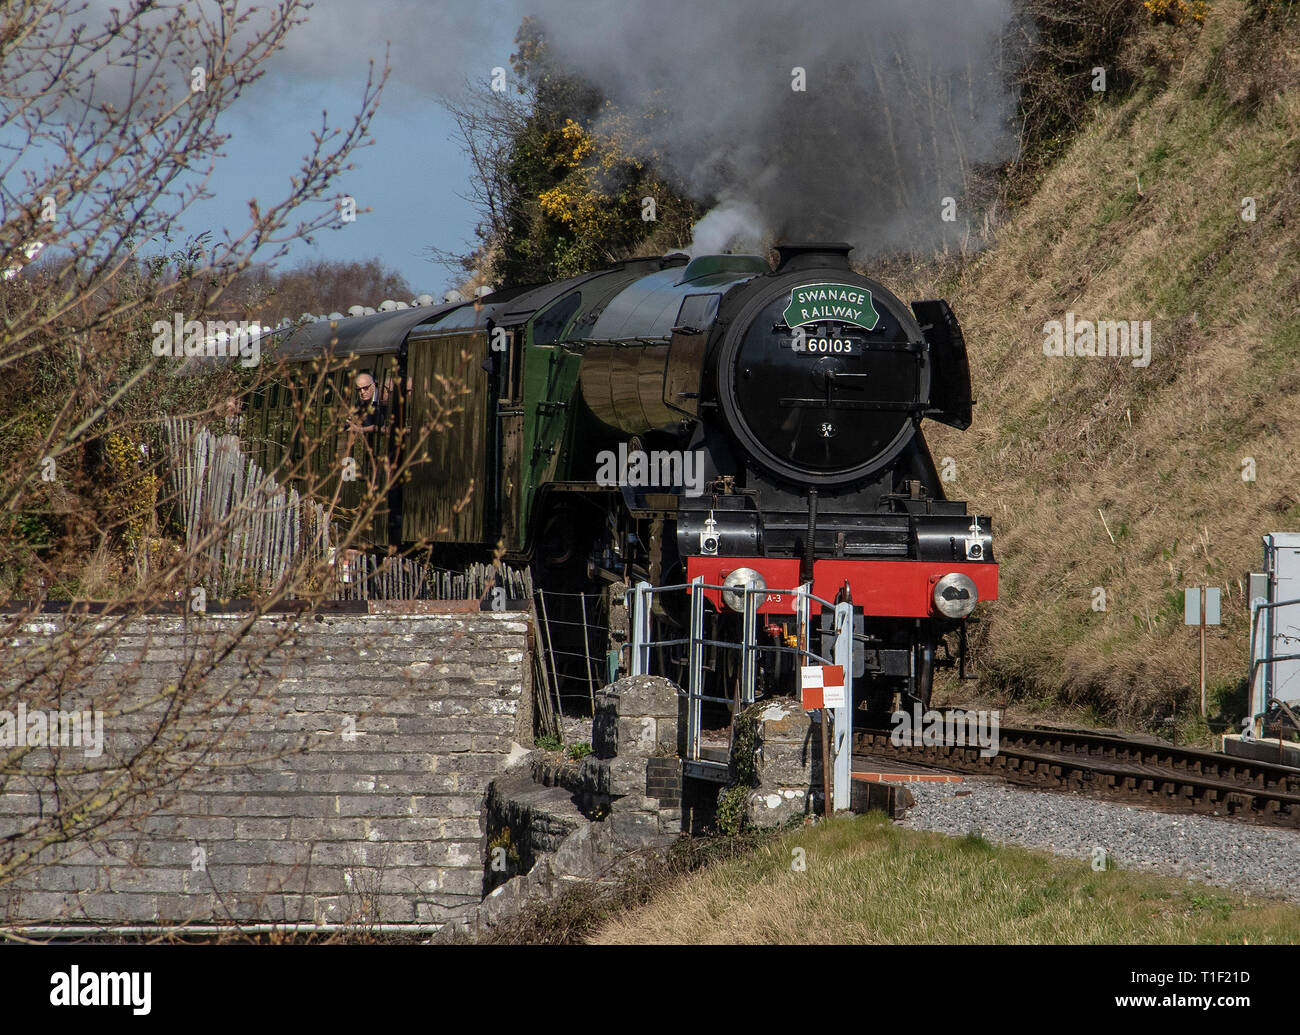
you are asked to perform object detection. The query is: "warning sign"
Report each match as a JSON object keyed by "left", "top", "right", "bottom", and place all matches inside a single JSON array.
[{"left": 800, "top": 665, "right": 845, "bottom": 711}]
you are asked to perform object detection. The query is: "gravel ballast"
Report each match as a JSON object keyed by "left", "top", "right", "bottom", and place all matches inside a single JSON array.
[{"left": 897, "top": 782, "right": 1300, "bottom": 904}]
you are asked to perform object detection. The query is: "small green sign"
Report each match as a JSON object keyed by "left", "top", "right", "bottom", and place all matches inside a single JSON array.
[{"left": 783, "top": 282, "right": 880, "bottom": 330}]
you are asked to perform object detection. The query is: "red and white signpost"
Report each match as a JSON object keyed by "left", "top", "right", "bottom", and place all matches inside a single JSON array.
[{"left": 801, "top": 664, "right": 845, "bottom": 815}]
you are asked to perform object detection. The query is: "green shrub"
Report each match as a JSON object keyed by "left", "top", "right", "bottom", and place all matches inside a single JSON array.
[{"left": 715, "top": 785, "right": 752, "bottom": 837}]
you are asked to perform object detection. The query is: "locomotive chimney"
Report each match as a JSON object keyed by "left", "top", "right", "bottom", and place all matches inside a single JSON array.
[{"left": 774, "top": 241, "right": 853, "bottom": 272}]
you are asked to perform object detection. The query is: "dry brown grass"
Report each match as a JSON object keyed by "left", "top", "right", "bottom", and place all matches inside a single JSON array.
[{"left": 886, "top": 0, "right": 1300, "bottom": 722}]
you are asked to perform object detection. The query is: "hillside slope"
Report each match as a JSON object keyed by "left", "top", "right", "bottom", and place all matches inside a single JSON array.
[{"left": 910, "top": 0, "right": 1300, "bottom": 722}]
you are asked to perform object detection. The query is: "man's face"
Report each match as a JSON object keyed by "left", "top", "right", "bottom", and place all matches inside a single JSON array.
[{"left": 356, "top": 376, "right": 375, "bottom": 403}]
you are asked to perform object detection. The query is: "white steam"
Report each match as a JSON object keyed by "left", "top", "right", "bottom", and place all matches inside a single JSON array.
[{"left": 687, "top": 198, "right": 765, "bottom": 255}]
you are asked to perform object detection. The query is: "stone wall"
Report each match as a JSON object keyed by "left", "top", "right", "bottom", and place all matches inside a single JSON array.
[
  {"left": 442, "top": 674, "right": 686, "bottom": 939},
  {"left": 0, "top": 605, "right": 530, "bottom": 926},
  {"left": 739, "top": 698, "right": 822, "bottom": 828},
  {"left": 583, "top": 675, "right": 683, "bottom": 837}
]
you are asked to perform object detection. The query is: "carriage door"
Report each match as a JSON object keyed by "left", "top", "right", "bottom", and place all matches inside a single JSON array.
[{"left": 497, "top": 323, "right": 526, "bottom": 550}]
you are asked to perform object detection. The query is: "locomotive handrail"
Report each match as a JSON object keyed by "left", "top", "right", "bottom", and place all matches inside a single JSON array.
[
  {"left": 777, "top": 398, "right": 928, "bottom": 413},
  {"left": 564, "top": 335, "right": 672, "bottom": 349}
]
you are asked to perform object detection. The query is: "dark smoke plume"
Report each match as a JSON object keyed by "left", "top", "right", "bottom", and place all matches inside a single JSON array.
[
  {"left": 60, "top": 0, "right": 1025, "bottom": 258},
  {"left": 524, "top": 0, "right": 1024, "bottom": 256}
]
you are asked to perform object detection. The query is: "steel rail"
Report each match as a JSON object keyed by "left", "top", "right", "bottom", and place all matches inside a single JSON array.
[{"left": 855, "top": 724, "right": 1300, "bottom": 829}]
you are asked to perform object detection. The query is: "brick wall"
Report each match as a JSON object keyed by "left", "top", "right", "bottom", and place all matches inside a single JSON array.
[
  {"left": 645, "top": 757, "right": 682, "bottom": 811},
  {"left": 0, "top": 605, "right": 530, "bottom": 926}
]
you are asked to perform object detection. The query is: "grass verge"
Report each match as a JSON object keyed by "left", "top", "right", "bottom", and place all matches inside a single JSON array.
[
  {"left": 471, "top": 827, "right": 783, "bottom": 945},
  {"left": 587, "top": 813, "right": 1300, "bottom": 944}
]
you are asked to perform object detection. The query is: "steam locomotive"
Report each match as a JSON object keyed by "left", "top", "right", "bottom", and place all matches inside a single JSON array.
[{"left": 253, "top": 242, "right": 997, "bottom": 713}]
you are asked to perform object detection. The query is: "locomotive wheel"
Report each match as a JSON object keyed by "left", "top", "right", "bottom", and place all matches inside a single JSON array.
[{"left": 536, "top": 506, "right": 579, "bottom": 570}]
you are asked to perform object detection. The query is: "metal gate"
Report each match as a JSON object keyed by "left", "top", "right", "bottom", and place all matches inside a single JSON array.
[{"left": 629, "top": 577, "right": 854, "bottom": 811}]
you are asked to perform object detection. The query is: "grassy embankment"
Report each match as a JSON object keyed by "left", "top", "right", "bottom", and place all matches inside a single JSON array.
[{"left": 895, "top": 0, "right": 1300, "bottom": 731}]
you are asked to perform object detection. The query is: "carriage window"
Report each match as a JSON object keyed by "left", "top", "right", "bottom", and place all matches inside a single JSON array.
[
  {"left": 375, "top": 358, "right": 394, "bottom": 405},
  {"left": 533, "top": 292, "right": 582, "bottom": 345}
]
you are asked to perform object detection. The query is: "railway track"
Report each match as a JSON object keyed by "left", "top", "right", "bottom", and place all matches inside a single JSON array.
[{"left": 853, "top": 724, "right": 1300, "bottom": 830}]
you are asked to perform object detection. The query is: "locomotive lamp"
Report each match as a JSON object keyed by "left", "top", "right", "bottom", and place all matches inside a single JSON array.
[
  {"left": 700, "top": 514, "right": 720, "bottom": 555},
  {"left": 964, "top": 515, "right": 987, "bottom": 561}
]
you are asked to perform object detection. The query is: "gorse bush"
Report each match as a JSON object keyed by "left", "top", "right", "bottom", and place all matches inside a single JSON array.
[
  {"left": 1144, "top": 0, "right": 1212, "bottom": 24},
  {"left": 441, "top": 17, "right": 699, "bottom": 287}
]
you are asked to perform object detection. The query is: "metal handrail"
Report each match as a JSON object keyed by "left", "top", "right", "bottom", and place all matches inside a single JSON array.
[
  {"left": 631, "top": 579, "right": 843, "bottom": 681},
  {"left": 632, "top": 578, "right": 843, "bottom": 611},
  {"left": 1247, "top": 595, "right": 1300, "bottom": 723},
  {"left": 629, "top": 577, "right": 855, "bottom": 811}
]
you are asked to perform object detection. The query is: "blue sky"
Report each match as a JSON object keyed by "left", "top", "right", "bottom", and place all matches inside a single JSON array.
[{"left": 177, "top": 2, "right": 521, "bottom": 298}]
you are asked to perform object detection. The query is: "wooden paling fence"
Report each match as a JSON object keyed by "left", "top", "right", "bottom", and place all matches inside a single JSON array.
[
  {"left": 160, "top": 418, "right": 534, "bottom": 604},
  {"left": 334, "top": 556, "right": 533, "bottom": 602},
  {"left": 163, "top": 416, "right": 327, "bottom": 597},
  {"left": 427, "top": 561, "right": 532, "bottom": 601},
  {"left": 333, "top": 551, "right": 428, "bottom": 600}
]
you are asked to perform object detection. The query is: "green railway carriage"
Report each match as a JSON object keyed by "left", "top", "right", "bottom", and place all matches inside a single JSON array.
[{"left": 244, "top": 306, "right": 433, "bottom": 548}]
